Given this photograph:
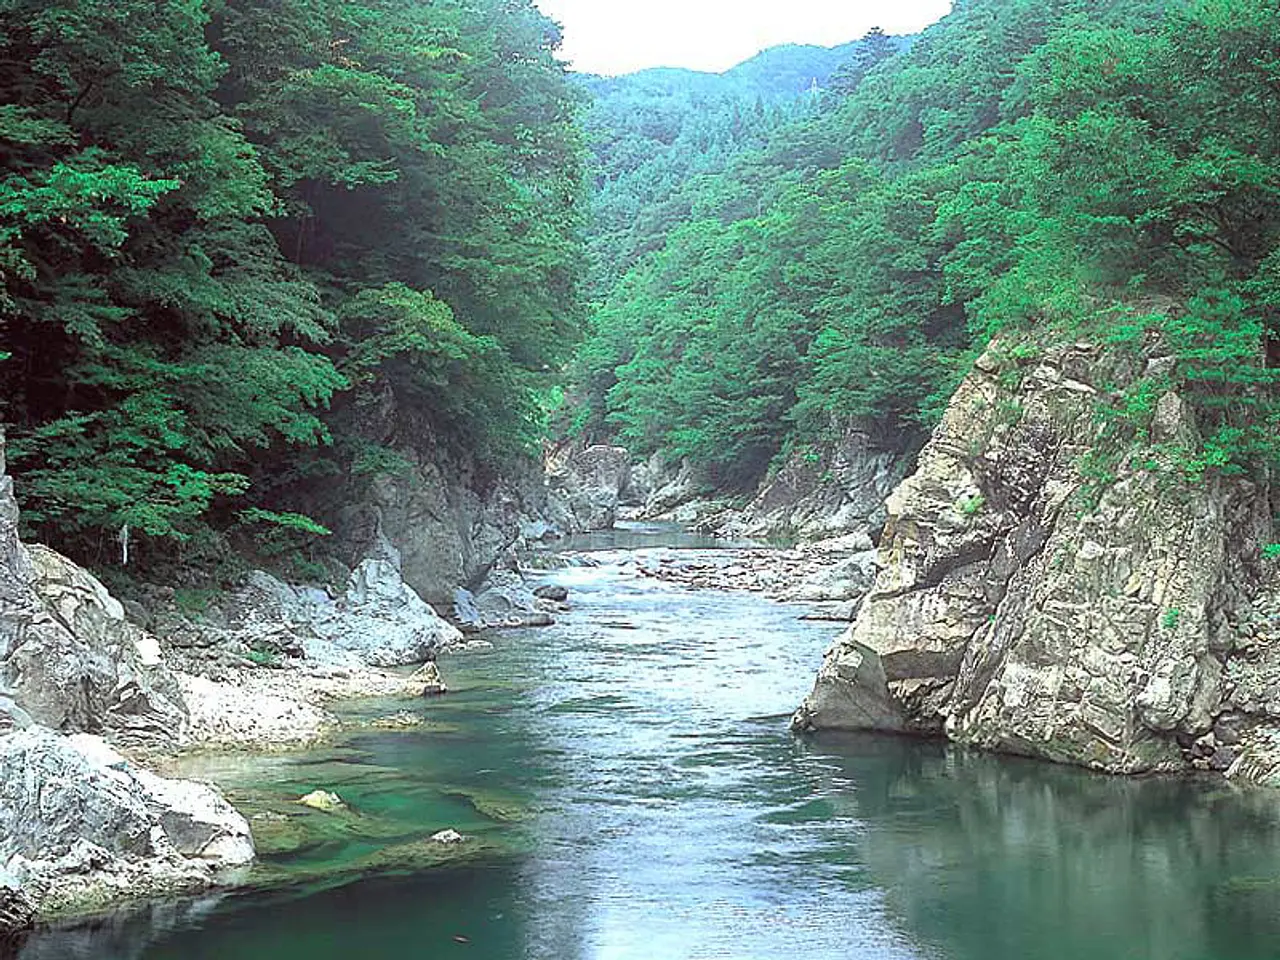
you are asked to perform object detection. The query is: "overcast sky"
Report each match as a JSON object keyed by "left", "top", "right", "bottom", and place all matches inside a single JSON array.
[{"left": 535, "top": 0, "right": 953, "bottom": 76}]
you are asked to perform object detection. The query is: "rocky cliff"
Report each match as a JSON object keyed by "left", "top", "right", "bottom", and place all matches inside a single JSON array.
[
  {"left": 0, "top": 432, "right": 255, "bottom": 935},
  {"left": 793, "top": 339, "right": 1280, "bottom": 783},
  {"left": 542, "top": 443, "right": 632, "bottom": 534},
  {"left": 330, "top": 389, "right": 554, "bottom": 607},
  {"left": 708, "top": 425, "right": 910, "bottom": 543}
]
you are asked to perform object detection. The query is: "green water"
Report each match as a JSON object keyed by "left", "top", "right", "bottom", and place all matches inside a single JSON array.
[{"left": 22, "top": 526, "right": 1280, "bottom": 959}]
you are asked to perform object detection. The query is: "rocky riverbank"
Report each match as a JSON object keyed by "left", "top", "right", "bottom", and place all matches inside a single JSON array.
[
  {"left": 0, "top": 427, "right": 505, "bottom": 941},
  {"left": 627, "top": 534, "right": 879, "bottom": 620},
  {"left": 791, "top": 337, "right": 1280, "bottom": 787}
]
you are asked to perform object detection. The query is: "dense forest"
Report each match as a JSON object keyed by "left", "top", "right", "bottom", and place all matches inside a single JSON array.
[
  {"left": 3, "top": 0, "right": 1279, "bottom": 576},
  {"left": 579, "top": 33, "right": 903, "bottom": 298},
  {"left": 573, "top": 0, "right": 1280, "bottom": 493},
  {"left": 0, "top": 0, "right": 582, "bottom": 571}
]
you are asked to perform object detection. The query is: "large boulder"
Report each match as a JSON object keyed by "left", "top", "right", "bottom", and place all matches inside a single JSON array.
[
  {"left": 793, "top": 339, "right": 1276, "bottom": 776},
  {"left": 0, "top": 728, "right": 252, "bottom": 916},
  {"left": 0, "top": 436, "right": 186, "bottom": 749},
  {"left": 167, "top": 559, "right": 462, "bottom": 671}
]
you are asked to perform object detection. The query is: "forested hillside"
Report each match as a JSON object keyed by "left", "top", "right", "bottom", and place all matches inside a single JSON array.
[
  {"left": 0, "top": 0, "right": 582, "bottom": 571},
  {"left": 581, "top": 30, "right": 902, "bottom": 297},
  {"left": 4, "top": 0, "right": 1278, "bottom": 577},
  {"left": 574, "top": 0, "right": 1280, "bottom": 493}
]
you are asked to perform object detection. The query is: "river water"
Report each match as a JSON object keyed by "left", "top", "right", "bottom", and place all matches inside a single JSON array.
[{"left": 22, "top": 526, "right": 1280, "bottom": 960}]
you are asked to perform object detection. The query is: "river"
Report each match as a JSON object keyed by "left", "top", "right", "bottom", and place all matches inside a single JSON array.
[{"left": 21, "top": 526, "right": 1280, "bottom": 959}]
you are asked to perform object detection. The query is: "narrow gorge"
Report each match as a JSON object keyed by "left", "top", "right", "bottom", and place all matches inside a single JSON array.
[{"left": 3, "top": 0, "right": 1280, "bottom": 956}]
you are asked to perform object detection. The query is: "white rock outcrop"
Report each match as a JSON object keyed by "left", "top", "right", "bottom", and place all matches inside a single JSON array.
[{"left": 794, "top": 340, "right": 1277, "bottom": 778}]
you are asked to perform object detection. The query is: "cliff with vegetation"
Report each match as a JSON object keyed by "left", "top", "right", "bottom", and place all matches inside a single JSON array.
[
  {"left": 571, "top": 0, "right": 1280, "bottom": 779},
  {"left": 793, "top": 334, "right": 1280, "bottom": 783},
  {"left": 0, "top": 0, "right": 583, "bottom": 599},
  {"left": 570, "top": 0, "right": 1280, "bottom": 523}
]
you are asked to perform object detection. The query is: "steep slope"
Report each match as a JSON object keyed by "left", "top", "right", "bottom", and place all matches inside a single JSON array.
[
  {"left": 579, "top": 31, "right": 903, "bottom": 298},
  {"left": 793, "top": 336, "right": 1280, "bottom": 784}
]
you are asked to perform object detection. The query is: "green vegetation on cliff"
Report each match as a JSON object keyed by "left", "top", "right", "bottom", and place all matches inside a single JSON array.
[
  {"left": 4, "top": 0, "right": 1278, "bottom": 570},
  {"left": 574, "top": 0, "right": 1280, "bottom": 492},
  {"left": 0, "top": 0, "right": 583, "bottom": 568}
]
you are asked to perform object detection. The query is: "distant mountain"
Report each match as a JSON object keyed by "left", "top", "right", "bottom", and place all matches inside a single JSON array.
[
  {"left": 578, "top": 33, "right": 908, "bottom": 295},
  {"left": 579, "top": 38, "right": 902, "bottom": 102}
]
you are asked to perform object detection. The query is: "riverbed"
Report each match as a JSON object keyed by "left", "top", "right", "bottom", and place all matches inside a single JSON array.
[{"left": 21, "top": 527, "right": 1280, "bottom": 959}]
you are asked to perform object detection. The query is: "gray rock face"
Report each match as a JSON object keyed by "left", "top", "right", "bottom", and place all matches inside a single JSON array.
[
  {"left": 453, "top": 568, "right": 560, "bottom": 630},
  {"left": 710, "top": 426, "right": 909, "bottom": 543},
  {"left": 544, "top": 444, "right": 632, "bottom": 533},
  {"left": 0, "top": 432, "right": 257, "bottom": 925},
  {"left": 0, "top": 436, "right": 186, "bottom": 749},
  {"left": 0, "top": 867, "right": 33, "bottom": 953},
  {"left": 794, "top": 341, "right": 1277, "bottom": 776},
  {"left": 0, "top": 729, "right": 252, "bottom": 916},
  {"left": 6, "top": 546, "right": 188, "bottom": 748},
  {"left": 641, "top": 457, "right": 707, "bottom": 519},
  {"left": 173, "top": 560, "right": 462, "bottom": 670},
  {"left": 337, "top": 427, "right": 544, "bottom": 609}
]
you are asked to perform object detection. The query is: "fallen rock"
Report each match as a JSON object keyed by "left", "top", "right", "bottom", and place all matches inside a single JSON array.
[
  {"left": 411, "top": 662, "right": 447, "bottom": 697},
  {"left": 297, "top": 790, "right": 346, "bottom": 814},
  {"left": 533, "top": 584, "right": 569, "bottom": 602},
  {"left": 461, "top": 569, "right": 559, "bottom": 629}
]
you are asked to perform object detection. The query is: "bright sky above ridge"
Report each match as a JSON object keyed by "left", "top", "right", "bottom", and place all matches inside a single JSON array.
[{"left": 536, "top": 0, "right": 954, "bottom": 76}]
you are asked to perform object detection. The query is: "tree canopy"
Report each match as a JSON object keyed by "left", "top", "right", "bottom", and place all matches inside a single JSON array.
[
  {"left": 0, "top": 0, "right": 583, "bottom": 568},
  {"left": 573, "top": 0, "right": 1280, "bottom": 492}
]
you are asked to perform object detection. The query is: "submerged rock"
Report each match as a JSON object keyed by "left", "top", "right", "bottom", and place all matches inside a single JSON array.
[
  {"left": 411, "top": 662, "right": 447, "bottom": 697},
  {"left": 297, "top": 790, "right": 346, "bottom": 814},
  {"left": 794, "top": 339, "right": 1277, "bottom": 777}
]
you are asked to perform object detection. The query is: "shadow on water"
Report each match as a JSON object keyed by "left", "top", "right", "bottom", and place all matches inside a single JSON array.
[
  {"left": 20, "top": 531, "right": 1280, "bottom": 960},
  {"left": 804, "top": 733, "right": 1280, "bottom": 960}
]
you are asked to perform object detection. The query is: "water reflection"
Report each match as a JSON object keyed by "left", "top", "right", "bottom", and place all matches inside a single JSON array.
[
  {"left": 809, "top": 734, "right": 1280, "bottom": 960},
  {"left": 19, "top": 537, "right": 1280, "bottom": 960}
]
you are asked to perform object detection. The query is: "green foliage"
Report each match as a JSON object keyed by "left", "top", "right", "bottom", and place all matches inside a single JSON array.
[
  {"left": 0, "top": 0, "right": 584, "bottom": 571},
  {"left": 575, "top": 0, "right": 1280, "bottom": 496},
  {"left": 238, "top": 508, "right": 331, "bottom": 537}
]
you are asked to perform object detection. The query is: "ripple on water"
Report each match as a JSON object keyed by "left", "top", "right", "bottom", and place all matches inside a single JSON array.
[{"left": 22, "top": 535, "right": 1280, "bottom": 960}]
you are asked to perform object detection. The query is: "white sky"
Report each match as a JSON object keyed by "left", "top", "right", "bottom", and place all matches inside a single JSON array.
[{"left": 535, "top": 0, "right": 954, "bottom": 76}]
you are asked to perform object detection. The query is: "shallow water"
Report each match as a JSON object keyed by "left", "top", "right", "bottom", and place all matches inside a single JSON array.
[{"left": 23, "top": 527, "right": 1280, "bottom": 960}]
